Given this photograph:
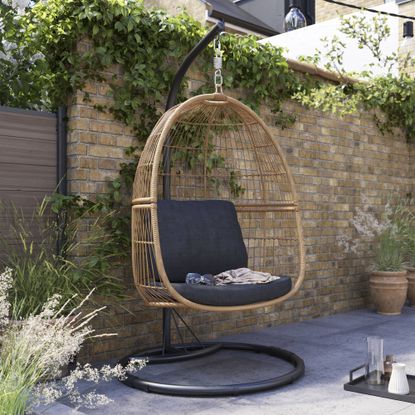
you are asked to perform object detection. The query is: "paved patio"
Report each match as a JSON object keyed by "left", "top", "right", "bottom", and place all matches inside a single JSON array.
[{"left": 35, "top": 307, "right": 415, "bottom": 415}]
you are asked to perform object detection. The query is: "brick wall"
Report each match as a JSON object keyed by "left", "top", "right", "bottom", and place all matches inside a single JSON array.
[{"left": 67, "top": 61, "right": 415, "bottom": 363}]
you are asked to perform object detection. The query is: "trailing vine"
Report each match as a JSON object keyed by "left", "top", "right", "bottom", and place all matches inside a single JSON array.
[{"left": 0, "top": 0, "right": 306, "bottom": 260}]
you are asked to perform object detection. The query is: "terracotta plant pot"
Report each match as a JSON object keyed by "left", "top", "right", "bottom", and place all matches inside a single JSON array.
[
  {"left": 369, "top": 271, "right": 408, "bottom": 315},
  {"left": 405, "top": 266, "right": 415, "bottom": 307}
]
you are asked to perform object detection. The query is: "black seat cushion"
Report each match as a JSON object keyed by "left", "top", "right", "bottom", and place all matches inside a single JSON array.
[
  {"left": 172, "top": 277, "right": 292, "bottom": 306},
  {"left": 157, "top": 200, "right": 248, "bottom": 283}
]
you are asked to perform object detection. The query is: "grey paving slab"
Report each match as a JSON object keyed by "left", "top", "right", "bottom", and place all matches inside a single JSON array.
[
  {"left": 33, "top": 307, "right": 415, "bottom": 415},
  {"left": 35, "top": 402, "right": 84, "bottom": 414}
]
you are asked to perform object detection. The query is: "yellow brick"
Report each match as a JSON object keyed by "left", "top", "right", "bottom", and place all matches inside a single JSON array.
[
  {"left": 90, "top": 120, "right": 124, "bottom": 134},
  {"left": 80, "top": 107, "right": 98, "bottom": 119},
  {"left": 88, "top": 144, "right": 123, "bottom": 159},
  {"left": 98, "top": 159, "right": 119, "bottom": 170},
  {"left": 68, "top": 118, "right": 89, "bottom": 131},
  {"left": 79, "top": 131, "right": 97, "bottom": 144},
  {"left": 89, "top": 170, "right": 114, "bottom": 181},
  {"left": 67, "top": 143, "right": 87, "bottom": 155},
  {"left": 79, "top": 157, "right": 98, "bottom": 169},
  {"left": 67, "top": 169, "right": 88, "bottom": 180},
  {"left": 98, "top": 134, "right": 116, "bottom": 146}
]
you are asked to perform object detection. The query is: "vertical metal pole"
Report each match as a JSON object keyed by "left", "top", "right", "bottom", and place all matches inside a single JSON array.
[
  {"left": 56, "top": 106, "right": 67, "bottom": 256},
  {"left": 162, "top": 21, "right": 225, "bottom": 200},
  {"left": 57, "top": 106, "right": 67, "bottom": 196},
  {"left": 162, "top": 309, "right": 172, "bottom": 354}
]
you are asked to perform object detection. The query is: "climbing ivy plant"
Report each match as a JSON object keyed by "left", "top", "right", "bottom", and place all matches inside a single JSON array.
[
  {"left": 0, "top": 0, "right": 306, "bottom": 259},
  {"left": 1, "top": 0, "right": 415, "bottom": 264}
]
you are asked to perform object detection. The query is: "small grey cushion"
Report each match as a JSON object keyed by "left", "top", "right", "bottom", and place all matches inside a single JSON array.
[{"left": 172, "top": 276, "right": 292, "bottom": 306}]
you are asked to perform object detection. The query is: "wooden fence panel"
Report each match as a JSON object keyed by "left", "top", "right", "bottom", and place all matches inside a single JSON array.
[{"left": 0, "top": 106, "right": 58, "bottom": 261}]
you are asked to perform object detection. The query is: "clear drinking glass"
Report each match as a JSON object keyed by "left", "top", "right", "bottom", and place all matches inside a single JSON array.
[{"left": 366, "top": 336, "right": 384, "bottom": 385}]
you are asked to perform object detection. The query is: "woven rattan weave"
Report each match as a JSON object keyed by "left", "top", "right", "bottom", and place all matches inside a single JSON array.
[{"left": 131, "top": 92, "right": 305, "bottom": 312}]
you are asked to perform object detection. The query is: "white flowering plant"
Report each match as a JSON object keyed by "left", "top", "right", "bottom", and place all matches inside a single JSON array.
[
  {"left": 337, "top": 197, "right": 411, "bottom": 272},
  {"left": 0, "top": 268, "right": 145, "bottom": 414}
]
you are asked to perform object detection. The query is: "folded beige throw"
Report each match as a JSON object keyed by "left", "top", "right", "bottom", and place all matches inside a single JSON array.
[{"left": 214, "top": 267, "right": 280, "bottom": 285}]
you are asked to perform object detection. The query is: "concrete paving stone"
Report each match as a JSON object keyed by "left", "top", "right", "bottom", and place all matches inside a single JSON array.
[
  {"left": 390, "top": 404, "right": 415, "bottom": 414},
  {"left": 75, "top": 380, "right": 225, "bottom": 415},
  {"left": 32, "top": 307, "right": 415, "bottom": 415},
  {"left": 36, "top": 402, "right": 84, "bottom": 414},
  {"left": 193, "top": 393, "right": 410, "bottom": 415}
]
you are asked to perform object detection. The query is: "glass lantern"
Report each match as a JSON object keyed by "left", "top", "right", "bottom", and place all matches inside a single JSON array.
[{"left": 284, "top": 0, "right": 307, "bottom": 32}]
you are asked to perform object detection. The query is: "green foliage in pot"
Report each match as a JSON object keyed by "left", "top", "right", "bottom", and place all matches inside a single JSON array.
[
  {"left": 402, "top": 222, "right": 415, "bottom": 269},
  {"left": 375, "top": 228, "right": 404, "bottom": 272},
  {"left": 386, "top": 197, "right": 415, "bottom": 268},
  {"left": 406, "top": 233, "right": 415, "bottom": 268}
]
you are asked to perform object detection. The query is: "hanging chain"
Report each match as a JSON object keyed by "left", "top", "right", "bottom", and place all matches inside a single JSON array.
[{"left": 213, "top": 34, "right": 223, "bottom": 93}]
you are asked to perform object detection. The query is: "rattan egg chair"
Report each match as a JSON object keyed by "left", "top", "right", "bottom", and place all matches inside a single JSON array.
[
  {"left": 132, "top": 92, "right": 304, "bottom": 311},
  {"left": 121, "top": 92, "right": 305, "bottom": 396}
]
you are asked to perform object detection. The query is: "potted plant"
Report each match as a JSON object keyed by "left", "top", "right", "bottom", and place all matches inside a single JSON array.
[
  {"left": 369, "top": 228, "right": 407, "bottom": 315},
  {"left": 337, "top": 197, "right": 408, "bottom": 315}
]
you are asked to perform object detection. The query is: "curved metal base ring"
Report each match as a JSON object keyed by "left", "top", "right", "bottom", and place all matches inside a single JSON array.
[{"left": 119, "top": 341, "right": 305, "bottom": 397}]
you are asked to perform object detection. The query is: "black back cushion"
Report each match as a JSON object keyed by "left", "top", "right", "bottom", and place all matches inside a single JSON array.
[{"left": 157, "top": 200, "right": 248, "bottom": 283}]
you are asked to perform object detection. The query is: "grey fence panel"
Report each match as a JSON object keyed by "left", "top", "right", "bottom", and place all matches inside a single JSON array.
[{"left": 0, "top": 106, "right": 58, "bottom": 263}]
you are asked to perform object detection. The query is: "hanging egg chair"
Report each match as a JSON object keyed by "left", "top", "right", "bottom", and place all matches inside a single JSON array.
[
  {"left": 131, "top": 92, "right": 305, "bottom": 312},
  {"left": 122, "top": 22, "right": 305, "bottom": 397}
]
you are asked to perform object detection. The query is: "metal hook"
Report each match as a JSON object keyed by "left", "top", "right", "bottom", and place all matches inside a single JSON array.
[{"left": 213, "top": 32, "right": 225, "bottom": 93}]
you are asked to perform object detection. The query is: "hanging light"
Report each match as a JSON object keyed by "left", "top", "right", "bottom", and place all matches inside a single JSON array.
[
  {"left": 403, "top": 21, "right": 414, "bottom": 39},
  {"left": 402, "top": 20, "right": 413, "bottom": 51},
  {"left": 284, "top": 0, "right": 307, "bottom": 32}
]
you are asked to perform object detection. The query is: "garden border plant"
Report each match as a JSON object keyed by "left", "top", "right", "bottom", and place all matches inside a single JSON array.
[
  {"left": 0, "top": 268, "right": 146, "bottom": 414},
  {"left": 0, "top": 196, "right": 126, "bottom": 318},
  {"left": 337, "top": 196, "right": 415, "bottom": 315}
]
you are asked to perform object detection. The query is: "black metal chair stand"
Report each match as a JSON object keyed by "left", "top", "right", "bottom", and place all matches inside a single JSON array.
[
  {"left": 120, "top": 20, "right": 305, "bottom": 397},
  {"left": 119, "top": 310, "right": 305, "bottom": 397}
]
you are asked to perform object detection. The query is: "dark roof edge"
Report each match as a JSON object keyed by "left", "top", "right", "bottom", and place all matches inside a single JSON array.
[{"left": 210, "top": 10, "right": 279, "bottom": 36}]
